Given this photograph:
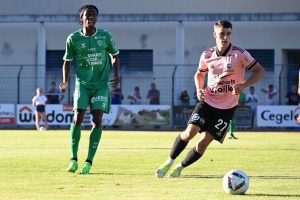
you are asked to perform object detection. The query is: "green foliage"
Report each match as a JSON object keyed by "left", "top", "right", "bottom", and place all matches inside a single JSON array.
[{"left": 0, "top": 130, "right": 299, "bottom": 200}]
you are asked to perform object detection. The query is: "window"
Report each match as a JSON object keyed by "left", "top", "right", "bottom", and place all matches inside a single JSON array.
[
  {"left": 47, "top": 50, "right": 153, "bottom": 71},
  {"left": 247, "top": 49, "right": 274, "bottom": 71},
  {"left": 118, "top": 50, "right": 153, "bottom": 71},
  {"left": 46, "top": 50, "right": 76, "bottom": 71}
]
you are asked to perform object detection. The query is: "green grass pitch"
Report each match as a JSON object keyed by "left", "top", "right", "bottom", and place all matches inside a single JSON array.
[{"left": 0, "top": 130, "right": 299, "bottom": 200}]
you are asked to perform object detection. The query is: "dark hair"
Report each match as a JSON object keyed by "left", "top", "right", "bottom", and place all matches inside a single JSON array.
[
  {"left": 214, "top": 20, "right": 232, "bottom": 29},
  {"left": 268, "top": 84, "right": 273, "bottom": 87},
  {"left": 250, "top": 86, "right": 254, "bottom": 89},
  {"left": 135, "top": 87, "right": 139, "bottom": 90},
  {"left": 78, "top": 5, "right": 99, "bottom": 25}
]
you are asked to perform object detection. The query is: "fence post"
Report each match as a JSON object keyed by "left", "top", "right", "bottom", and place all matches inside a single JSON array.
[{"left": 17, "top": 65, "right": 23, "bottom": 104}]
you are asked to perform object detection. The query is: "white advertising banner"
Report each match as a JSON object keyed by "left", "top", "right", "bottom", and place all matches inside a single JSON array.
[
  {"left": 16, "top": 104, "right": 170, "bottom": 126},
  {"left": 257, "top": 105, "right": 300, "bottom": 127},
  {"left": 0, "top": 104, "right": 15, "bottom": 124},
  {"left": 103, "top": 105, "right": 171, "bottom": 126},
  {"left": 17, "top": 104, "right": 75, "bottom": 125}
]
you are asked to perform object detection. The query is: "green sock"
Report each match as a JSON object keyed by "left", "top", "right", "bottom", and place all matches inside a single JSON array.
[
  {"left": 229, "top": 114, "right": 236, "bottom": 135},
  {"left": 87, "top": 128, "right": 102, "bottom": 161},
  {"left": 229, "top": 122, "right": 235, "bottom": 135},
  {"left": 70, "top": 124, "right": 81, "bottom": 159}
]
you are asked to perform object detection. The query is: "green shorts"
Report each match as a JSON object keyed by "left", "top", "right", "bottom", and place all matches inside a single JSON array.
[{"left": 73, "top": 85, "right": 111, "bottom": 114}]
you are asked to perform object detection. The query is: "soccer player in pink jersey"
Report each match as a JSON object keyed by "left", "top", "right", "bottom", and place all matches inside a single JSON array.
[{"left": 156, "top": 20, "right": 266, "bottom": 178}]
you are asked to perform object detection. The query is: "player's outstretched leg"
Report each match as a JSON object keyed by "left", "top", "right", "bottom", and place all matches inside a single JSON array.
[
  {"left": 156, "top": 162, "right": 172, "bottom": 178},
  {"left": 80, "top": 162, "right": 92, "bottom": 174},
  {"left": 156, "top": 134, "right": 189, "bottom": 178},
  {"left": 66, "top": 160, "right": 78, "bottom": 173},
  {"left": 168, "top": 165, "right": 183, "bottom": 178},
  {"left": 168, "top": 147, "right": 203, "bottom": 178}
]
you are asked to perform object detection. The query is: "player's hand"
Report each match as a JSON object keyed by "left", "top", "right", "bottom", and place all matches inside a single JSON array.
[
  {"left": 59, "top": 81, "right": 68, "bottom": 93},
  {"left": 197, "top": 89, "right": 205, "bottom": 101},
  {"left": 110, "top": 75, "right": 120, "bottom": 89},
  {"left": 232, "top": 84, "right": 244, "bottom": 95}
]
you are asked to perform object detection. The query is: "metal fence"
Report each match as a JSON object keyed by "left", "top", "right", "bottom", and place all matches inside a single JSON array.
[{"left": 0, "top": 64, "right": 297, "bottom": 106}]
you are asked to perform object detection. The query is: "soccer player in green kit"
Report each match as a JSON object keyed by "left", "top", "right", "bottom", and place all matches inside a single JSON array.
[{"left": 59, "top": 5, "right": 120, "bottom": 174}]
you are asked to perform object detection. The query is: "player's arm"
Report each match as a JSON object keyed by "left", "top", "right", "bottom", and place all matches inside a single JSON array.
[
  {"left": 194, "top": 70, "right": 206, "bottom": 101},
  {"left": 110, "top": 54, "right": 120, "bottom": 89},
  {"left": 59, "top": 60, "right": 71, "bottom": 93},
  {"left": 32, "top": 101, "right": 36, "bottom": 107},
  {"left": 241, "top": 63, "right": 266, "bottom": 91}
]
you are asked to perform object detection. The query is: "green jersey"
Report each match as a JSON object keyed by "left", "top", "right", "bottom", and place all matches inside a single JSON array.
[{"left": 63, "top": 28, "right": 119, "bottom": 89}]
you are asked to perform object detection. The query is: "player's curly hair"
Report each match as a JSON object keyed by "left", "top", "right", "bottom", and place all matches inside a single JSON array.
[{"left": 78, "top": 5, "right": 99, "bottom": 25}]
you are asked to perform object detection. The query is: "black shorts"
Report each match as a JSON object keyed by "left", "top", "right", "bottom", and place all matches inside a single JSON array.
[
  {"left": 36, "top": 105, "right": 45, "bottom": 112},
  {"left": 188, "top": 101, "right": 237, "bottom": 143}
]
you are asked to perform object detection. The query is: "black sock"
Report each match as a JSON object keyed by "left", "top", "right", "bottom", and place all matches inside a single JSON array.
[
  {"left": 181, "top": 147, "right": 203, "bottom": 167},
  {"left": 71, "top": 158, "right": 78, "bottom": 161},
  {"left": 170, "top": 134, "right": 189, "bottom": 159},
  {"left": 86, "top": 159, "right": 93, "bottom": 165}
]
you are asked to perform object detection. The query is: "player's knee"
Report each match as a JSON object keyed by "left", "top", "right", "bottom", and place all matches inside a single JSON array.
[
  {"left": 181, "top": 127, "right": 198, "bottom": 140},
  {"left": 73, "top": 109, "right": 85, "bottom": 125}
]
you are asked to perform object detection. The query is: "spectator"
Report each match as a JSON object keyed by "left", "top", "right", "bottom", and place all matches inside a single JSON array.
[
  {"left": 246, "top": 86, "right": 258, "bottom": 129},
  {"left": 261, "top": 84, "right": 278, "bottom": 105},
  {"left": 128, "top": 86, "right": 142, "bottom": 104},
  {"left": 178, "top": 90, "right": 190, "bottom": 105},
  {"left": 285, "top": 85, "right": 300, "bottom": 105},
  {"left": 147, "top": 83, "right": 160, "bottom": 105},
  {"left": 47, "top": 81, "right": 64, "bottom": 104},
  {"left": 110, "top": 87, "right": 123, "bottom": 104},
  {"left": 32, "top": 87, "right": 49, "bottom": 131}
]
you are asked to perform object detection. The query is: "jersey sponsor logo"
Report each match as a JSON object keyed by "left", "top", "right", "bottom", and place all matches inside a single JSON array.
[
  {"left": 97, "top": 40, "right": 103, "bottom": 46},
  {"left": 211, "top": 78, "right": 235, "bottom": 93},
  {"left": 91, "top": 96, "right": 107, "bottom": 104},
  {"left": 190, "top": 114, "right": 205, "bottom": 124},
  {"left": 88, "top": 48, "right": 96, "bottom": 51},
  {"left": 85, "top": 53, "right": 102, "bottom": 65},
  {"left": 211, "top": 85, "right": 233, "bottom": 93}
]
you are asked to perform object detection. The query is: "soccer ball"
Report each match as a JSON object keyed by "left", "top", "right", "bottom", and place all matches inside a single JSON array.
[
  {"left": 39, "top": 126, "right": 46, "bottom": 131},
  {"left": 222, "top": 169, "right": 249, "bottom": 195}
]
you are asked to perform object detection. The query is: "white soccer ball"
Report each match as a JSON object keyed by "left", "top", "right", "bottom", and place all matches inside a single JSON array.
[
  {"left": 222, "top": 169, "right": 249, "bottom": 195},
  {"left": 39, "top": 126, "right": 46, "bottom": 131}
]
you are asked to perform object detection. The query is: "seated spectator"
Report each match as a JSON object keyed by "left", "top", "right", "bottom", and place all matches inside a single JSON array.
[
  {"left": 285, "top": 85, "right": 300, "bottom": 105},
  {"left": 47, "top": 81, "right": 64, "bottom": 104},
  {"left": 178, "top": 90, "right": 190, "bottom": 105},
  {"left": 147, "top": 83, "right": 160, "bottom": 105},
  {"left": 261, "top": 84, "right": 278, "bottom": 105},
  {"left": 128, "top": 86, "right": 142, "bottom": 104},
  {"left": 110, "top": 87, "right": 123, "bottom": 104}
]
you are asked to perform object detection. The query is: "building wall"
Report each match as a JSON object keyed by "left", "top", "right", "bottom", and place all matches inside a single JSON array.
[
  {"left": 1, "top": 0, "right": 300, "bottom": 14},
  {"left": 0, "top": 0, "right": 299, "bottom": 105}
]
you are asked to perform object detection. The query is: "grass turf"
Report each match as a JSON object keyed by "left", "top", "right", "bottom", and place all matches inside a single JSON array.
[{"left": 0, "top": 130, "right": 299, "bottom": 200}]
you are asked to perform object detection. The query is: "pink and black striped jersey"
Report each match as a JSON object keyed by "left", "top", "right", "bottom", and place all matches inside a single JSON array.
[{"left": 198, "top": 43, "right": 257, "bottom": 109}]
